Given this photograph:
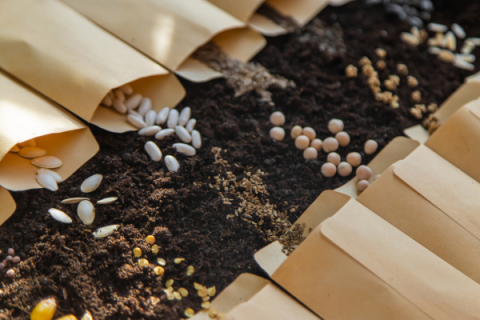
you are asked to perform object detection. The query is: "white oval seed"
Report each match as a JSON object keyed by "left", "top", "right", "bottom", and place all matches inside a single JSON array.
[
  {"left": 453, "top": 58, "right": 475, "bottom": 71},
  {"left": 113, "top": 99, "right": 127, "bottom": 114},
  {"left": 155, "top": 129, "right": 175, "bottom": 140},
  {"left": 125, "top": 93, "right": 143, "bottom": 110},
  {"left": 145, "top": 110, "right": 157, "bottom": 127},
  {"left": 61, "top": 197, "right": 89, "bottom": 204},
  {"left": 456, "top": 53, "right": 476, "bottom": 63},
  {"left": 165, "top": 155, "right": 180, "bottom": 172},
  {"left": 428, "top": 23, "right": 448, "bottom": 33},
  {"left": 145, "top": 141, "right": 163, "bottom": 161},
  {"left": 428, "top": 47, "right": 441, "bottom": 55},
  {"left": 167, "top": 109, "right": 179, "bottom": 129},
  {"left": 400, "top": 32, "right": 419, "bottom": 46},
  {"left": 269, "top": 127, "right": 285, "bottom": 141},
  {"left": 127, "top": 114, "right": 146, "bottom": 129},
  {"left": 81, "top": 174, "right": 103, "bottom": 193},
  {"left": 445, "top": 31, "right": 456, "bottom": 51},
  {"left": 175, "top": 126, "right": 192, "bottom": 143},
  {"left": 138, "top": 125, "right": 162, "bottom": 136},
  {"left": 186, "top": 119, "right": 196, "bottom": 132},
  {"left": 364, "top": 140, "right": 378, "bottom": 155},
  {"left": 438, "top": 49, "right": 455, "bottom": 63},
  {"left": 78, "top": 200, "right": 95, "bottom": 225},
  {"left": 93, "top": 225, "right": 119, "bottom": 238},
  {"left": 179, "top": 107, "right": 191, "bottom": 126},
  {"left": 156, "top": 107, "right": 170, "bottom": 125},
  {"left": 270, "top": 111, "right": 285, "bottom": 126},
  {"left": 467, "top": 37, "right": 480, "bottom": 46},
  {"left": 97, "top": 197, "right": 118, "bottom": 205},
  {"left": 119, "top": 84, "right": 133, "bottom": 95},
  {"left": 48, "top": 208, "right": 72, "bottom": 224},
  {"left": 18, "top": 139, "right": 36, "bottom": 148},
  {"left": 328, "top": 119, "right": 344, "bottom": 134},
  {"left": 114, "top": 88, "right": 125, "bottom": 102},
  {"left": 172, "top": 143, "right": 196, "bottom": 156},
  {"left": 18, "top": 147, "right": 46, "bottom": 159},
  {"left": 102, "top": 95, "right": 112, "bottom": 107},
  {"left": 138, "top": 97, "right": 152, "bottom": 116},
  {"left": 192, "top": 130, "right": 202, "bottom": 149},
  {"left": 37, "top": 169, "right": 62, "bottom": 182},
  {"left": 323, "top": 137, "right": 339, "bottom": 152},
  {"left": 37, "top": 173, "right": 58, "bottom": 191},
  {"left": 32, "top": 156, "right": 62, "bottom": 169}
]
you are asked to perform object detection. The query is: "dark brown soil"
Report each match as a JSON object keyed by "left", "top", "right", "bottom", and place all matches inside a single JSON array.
[{"left": 2, "top": 1, "right": 479, "bottom": 319}]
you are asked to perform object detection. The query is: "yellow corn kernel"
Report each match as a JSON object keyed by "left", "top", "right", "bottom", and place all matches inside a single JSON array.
[
  {"left": 186, "top": 265, "right": 194, "bottom": 276},
  {"left": 198, "top": 287, "right": 208, "bottom": 297},
  {"left": 202, "top": 296, "right": 210, "bottom": 302},
  {"left": 178, "top": 288, "right": 189, "bottom": 297},
  {"left": 138, "top": 259, "right": 149, "bottom": 267},
  {"left": 146, "top": 235, "right": 155, "bottom": 245},
  {"left": 151, "top": 245, "right": 159, "bottom": 254},
  {"left": 174, "top": 258, "right": 185, "bottom": 264},
  {"left": 133, "top": 247, "right": 142, "bottom": 258},
  {"left": 184, "top": 308, "right": 195, "bottom": 318},
  {"left": 207, "top": 286, "right": 216, "bottom": 297},
  {"left": 154, "top": 266, "right": 164, "bottom": 276},
  {"left": 166, "top": 279, "right": 174, "bottom": 288},
  {"left": 173, "top": 292, "right": 182, "bottom": 300},
  {"left": 193, "top": 283, "right": 203, "bottom": 290},
  {"left": 31, "top": 298, "right": 57, "bottom": 320},
  {"left": 201, "top": 302, "right": 211, "bottom": 310},
  {"left": 208, "top": 309, "right": 218, "bottom": 319},
  {"left": 80, "top": 311, "right": 93, "bottom": 320},
  {"left": 55, "top": 316, "right": 77, "bottom": 320}
]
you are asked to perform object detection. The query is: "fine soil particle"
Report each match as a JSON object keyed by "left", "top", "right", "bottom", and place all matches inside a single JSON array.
[{"left": 2, "top": 1, "right": 479, "bottom": 319}]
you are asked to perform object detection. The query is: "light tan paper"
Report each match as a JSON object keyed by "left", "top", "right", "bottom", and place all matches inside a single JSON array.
[
  {"left": 266, "top": 0, "right": 329, "bottom": 26},
  {"left": 0, "top": 70, "right": 99, "bottom": 191},
  {"left": 207, "top": 0, "right": 264, "bottom": 23},
  {"left": 248, "top": 13, "right": 288, "bottom": 37},
  {"left": 0, "top": 187, "right": 16, "bottom": 226},
  {"left": 273, "top": 199, "right": 480, "bottom": 319},
  {"left": 403, "top": 124, "right": 429, "bottom": 143},
  {"left": 335, "top": 136, "right": 420, "bottom": 198},
  {"left": 0, "top": 0, "right": 185, "bottom": 132},
  {"left": 426, "top": 99, "right": 480, "bottom": 183}
]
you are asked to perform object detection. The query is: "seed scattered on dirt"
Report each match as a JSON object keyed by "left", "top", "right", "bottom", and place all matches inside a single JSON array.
[
  {"left": 303, "top": 147, "right": 318, "bottom": 160},
  {"left": 96, "top": 197, "right": 118, "bottom": 205},
  {"left": 201, "top": 301, "right": 211, "bottom": 310},
  {"left": 80, "top": 311, "right": 93, "bottom": 320},
  {"left": 302, "top": 127, "right": 316, "bottom": 141},
  {"left": 327, "top": 152, "right": 341, "bottom": 166},
  {"left": 146, "top": 235, "right": 155, "bottom": 245},
  {"left": 357, "top": 180, "right": 370, "bottom": 192},
  {"left": 80, "top": 174, "right": 103, "bottom": 193},
  {"left": 359, "top": 56, "right": 371, "bottom": 67},
  {"left": 77, "top": 200, "right": 95, "bottom": 225},
  {"left": 179, "top": 107, "right": 191, "bottom": 127},
  {"left": 61, "top": 197, "right": 89, "bottom": 204},
  {"left": 198, "top": 287, "right": 208, "bottom": 297},
  {"left": 411, "top": 90, "right": 422, "bottom": 103},
  {"left": 396, "top": 63, "right": 408, "bottom": 76},
  {"left": 270, "top": 111, "right": 285, "bottom": 126},
  {"left": 184, "top": 308, "right": 195, "bottom": 318},
  {"left": 48, "top": 208, "right": 72, "bottom": 224},
  {"left": 208, "top": 310, "right": 218, "bottom": 319},
  {"left": 30, "top": 298, "right": 56, "bottom": 320},
  {"left": 346, "top": 152, "right": 362, "bottom": 167},
  {"left": 186, "top": 265, "right": 194, "bottom": 276},
  {"left": 270, "top": 127, "right": 285, "bottom": 141},
  {"left": 321, "top": 163, "right": 336, "bottom": 178},
  {"left": 335, "top": 131, "right": 350, "bottom": 147},
  {"left": 322, "top": 137, "right": 339, "bottom": 152},
  {"left": 138, "top": 259, "right": 149, "bottom": 267},
  {"left": 310, "top": 138, "right": 323, "bottom": 151},
  {"left": 328, "top": 119, "right": 344, "bottom": 134},
  {"left": 207, "top": 286, "right": 216, "bottom": 297},
  {"left": 438, "top": 49, "right": 455, "bottom": 62},
  {"left": 295, "top": 135, "right": 310, "bottom": 150},
  {"left": 453, "top": 58, "right": 475, "bottom": 70},
  {"left": 153, "top": 266, "right": 164, "bottom": 276},
  {"left": 151, "top": 244, "right": 159, "bottom": 254},
  {"left": 157, "top": 258, "right": 166, "bottom": 266},
  {"left": 173, "top": 291, "right": 182, "bottom": 300},
  {"left": 12, "top": 256, "right": 20, "bottom": 264},
  {"left": 376, "top": 60, "right": 386, "bottom": 70},
  {"left": 400, "top": 32, "right": 420, "bottom": 46},
  {"left": 451, "top": 23, "right": 466, "bottom": 39},
  {"left": 337, "top": 162, "right": 353, "bottom": 177},
  {"left": 375, "top": 48, "right": 387, "bottom": 59},
  {"left": 345, "top": 64, "right": 358, "bottom": 77},
  {"left": 174, "top": 258, "right": 185, "bottom": 264},
  {"left": 364, "top": 140, "right": 378, "bottom": 155},
  {"left": 6, "top": 269, "right": 14, "bottom": 277},
  {"left": 166, "top": 279, "right": 174, "bottom": 288},
  {"left": 133, "top": 248, "right": 142, "bottom": 258},
  {"left": 356, "top": 165, "right": 373, "bottom": 180},
  {"left": 428, "top": 23, "right": 448, "bottom": 33},
  {"left": 407, "top": 76, "right": 418, "bottom": 87},
  {"left": 145, "top": 141, "right": 163, "bottom": 161},
  {"left": 186, "top": 118, "right": 196, "bottom": 132},
  {"left": 179, "top": 288, "right": 189, "bottom": 297},
  {"left": 93, "top": 225, "right": 119, "bottom": 238},
  {"left": 194, "top": 283, "right": 203, "bottom": 290},
  {"left": 165, "top": 155, "right": 180, "bottom": 172},
  {"left": 290, "top": 125, "right": 303, "bottom": 139}
]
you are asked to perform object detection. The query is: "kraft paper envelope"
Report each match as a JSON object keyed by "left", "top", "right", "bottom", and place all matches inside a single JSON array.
[
  {"left": 0, "top": 71, "right": 99, "bottom": 192},
  {"left": 0, "top": 0, "right": 185, "bottom": 133},
  {"left": 266, "top": 0, "right": 329, "bottom": 26},
  {"left": 0, "top": 187, "right": 16, "bottom": 226},
  {"left": 425, "top": 99, "right": 480, "bottom": 183},
  {"left": 357, "top": 148, "right": 480, "bottom": 285},
  {"left": 272, "top": 199, "right": 480, "bottom": 319},
  {"left": 207, "top": 0, "right": 264, "bottom": 23},
  {"left": 63, "top": 0, "right": 266, "bottom": 83}
]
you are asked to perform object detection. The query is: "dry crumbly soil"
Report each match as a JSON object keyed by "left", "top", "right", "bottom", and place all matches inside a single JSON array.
[{"left": 1, "top": 1, "right": 479, "bottom": 319}]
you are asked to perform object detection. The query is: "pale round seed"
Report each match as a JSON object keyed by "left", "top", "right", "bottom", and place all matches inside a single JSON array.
[
  {"left": 156, "top": 107, "right": 170, "bottom": 125},
  {"left": 356, "top": 165, "right": 372, "bottom": 181},
  {"left": 138, "top": 126, "right": 161, "bottom": 136},
  {"left": 328, "top": 119, "right": 344, "bottom": 134},
  {"left": 364, "top": 140, "right": 378, "bottom": 155},
  {"left": 291, "top": 125, "right": 303, "bottom": 139},
  {"left": 310, "top": 139, "right": 323, "bottom": 151},
  {"left": 303, "top": 147, "right": 318, "bottom": 160},
  {"left": 165, "top": 155, "right": 180, "bottom": 172},
  {"left": 357, "top": 180, "right": 370, "bottom": 192},
  {"left": 0, "top": 264, "right": 4, "bottom": 270},
  {"left": 138, "top": 97, "right": 152, "bottom": 116},
  {"left": 125, "top": 93, "right": 143, "bottom": 110},
  {"left": 112, "top": 99, "right": 127, "bottom": 114},
  {"left": 127, "top": 114, "right": 146, "bottom": 129},
  {"left": 155, "top": 129, "right": 175, "bottom": 140},
  {"left": 175, "top": 126, "right": 192, "bottom": 143},
  {"left": 270, "top": 127, "right": 285, "bottom": 141},
  {"left": 6, "top": 269, "right": 14, "bottom": 278},
  {"left": 172, "top": 143, "right": 196, "bottom": 156},
  {"left": 81, "top": 174, "right": 103, "bottom": 193},
  {"left": 61, "top": 197, "right": 89, "bottom": 204},
  {"left": 93, "top": 225, "right": 119, "bottom": 238},
  {"left": 7, "top": 249, "right": 13, "bottom": 255},
  {"left": 48, "top": 208, "right": 72, "bottom": 224},
  {"left": 322, "top": 137, "right": 339, "bottom": 153},
  {"left": 101, "top": 95, "right": 112, "bottom": 107},
  {"left": 97, "top": 197, "right": 118, "bottom": 205},
  {"left": 327, "top": 152, "right": 341, "bottom": 166},
  {"left": 6, "top": 256, "right": 11, "bottom": 261},
  {"left": 295, "top": 135, "right": 310, "bottom": 150},
  {"left": 346, "top": 152, "right": 362, "bottom": 167},
  {"left": 321, "top": 163, "right": 336, "bottom": 178},
  {"left": 192, "top": 130, "right": 202, "bottom": 149},
  {"left": 37, "top": 169, "right": 62, "bottom": 182},
  {"left": 337, "top": 162, "right": 352, "bottom": 177},
  {"left": 114, "top": 89, "right": 125, "bottom": 102},
  {"left": 32, "top": 156, "right": 62, "bottom": 169},
  {"left": 428, "top": 23, "right": 447, "bottom": 33},
  {"left": 145, "top": 141, "right": 163, "bottom": 161},
  {"left": 186, "top": 119, "right": 196, "bottom": 132},
  {"left": 270, "top": 111, "right": 285, "bottom": 126},
  {"left": 179, "top": 107, "right": 191, "bottom": 127},
  {"left": 37, "top": 173, "right": 58, "bottom": 191},
  {"left": 335, "top": 132, "right": 350, "bottom": 147},
  {"left": 119, "top": 84, "right": 133, "bottom": 95},
  {"left": 303, "top": 127, "right": 316, "bottom": 141},
  {"left": 167, "top": 109, "right": 179, "bottom": 129},
  {"left": 19, "top": 147, "right": 46, "bottom": 159},
  {"left": 144, "top": 110, "right": 157, "bottom": 127},
  {"left": 78, "top": 200, "right": 95, "bottom": 225},
  {"left": 12, "top": 256, "right": 20, "bottom": 263},
  {"left": 18, "top": 139, "right": 36, "bottom": 148}
]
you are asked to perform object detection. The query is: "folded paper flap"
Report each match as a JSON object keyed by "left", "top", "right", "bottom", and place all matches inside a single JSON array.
[
  {"left": 393, "top": 145, "right": 480, "bottom": 241},
  {"left": 469, "top": 98, "right": 480, "bottom": 120},
  {"left": 435, "top": 83, "right": 480, "bottom": 123},
  {"left": 207, "top": 0, "right": 264, "bottom": 23},
  {"left": 404, "top": 124, "right": 429, "bottom": 144},
  {"left": 247, "top": 14, "right": 288, "bottom": 37},
  {"left": 266, "top": 0, "right": 329, "bottom": 25},
  {"left": 321, "top": 199, "right": 480, "bottom": 319},
  {"left": 0, "top": 187, "right": 16, "bottom": 226}
]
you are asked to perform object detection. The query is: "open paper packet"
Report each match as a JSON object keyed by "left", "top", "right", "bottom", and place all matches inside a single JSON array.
[
  {"left": 0, "top": 70, "right": 99, "bottom": 223},
  {"left": 0, "top": 0, "right": 185, "bottom": 132},
  {"left": 62, "top": 0, "right": 267, "bottom": 83}
]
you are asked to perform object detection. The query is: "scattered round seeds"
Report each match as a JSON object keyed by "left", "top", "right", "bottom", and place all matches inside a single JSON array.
[
  {"left": 375, "top": 48, "right": 387, "bottom": 59},
  {"left": 166, "top": 279, "right": 174, "bottom": 288},
  {"left": 327, "top": 152, "right": 341, "bottom": 166},
  {"left": 77, "top": 200, "right": 95, "bottom": 225},
  {"left": 184, "top": 308, "right": 195, "bottom": 318},
  {"left": 174, "top": 257, "right": 185, "bottom": 264},
  {"left": 290, "top": 125, "right": 303, "bottom": 139},
  {"left": 207, "top": 286, "right": 216, "bottom": 297},
  {"left": 364, "top": 140, "right": 378, "bottom": 155},
  {"left": 302, "top": 127, "right": 316, "bottom": 141},
  {"left": 335, "top": 131, "right": 350, "bottom": 147},
  {"left": 146, "top": 235, "right": 155, "bottom": 244},
  {"left": 270, "top": 111, "right": 285, "bottom": 126},
  {"left": 337, "top": 162, "right": 352, "bottom": 177},
  {"left": 173, "top": 292, "right": 182, "bottom": 300},
  {"left": 133, "top": 247, "right": 142, "bottom": 258},
  {"left": 186, "top": 265, "right": 194, "bottom": 276},
  {"left": 138, "top": 258, "right": 149, "bottom": 267},
  {"left": 270, "top": 127, "right": 285, "bottom": 141},
  {"left": 151, "top": 244, "right": 159, "bottom": 254},
  {"left": 310, "top": 139, "right": 323, "bottom": 151},
  {"left": 346, "top": 152, "right": 362, "bottom": 167},
  {"left": 295, "top": 135, "right": 310, "bottom": 150},
  {"left": 356, "top": 165, "right": 373, "bottom": 181},
  {"left": 198, "top": 287, "right": 208, "bottom": 297},
  {"left": 321, "top": 163, "right": 336, "bottom": 178},
  {"left": 202, "top": 301, "right": 211, "bottom": 310},
  {"left": 194, "top": 283, "right": 203, "bottom": 290},
  {"left": 303, "top": 147, "right": 318, "bottom": 160},
  {"left": 357, "top": 180, "right": 370, "bottom": 192},
  {"left": 322, "top": 137, "right": 339, "bottom": 153},
  {"left": 345, "top": 64, "right": 358, "bottom": 77},
  {"left": 6, "top": 269, "right": 14, "bottom": 277},
  {"left": 179, "top": 288, "right": 189, "bottom": 297},
  {"left": 154, "top": 266, "right": 164, "bottom": 276},
  {"left": 165, "top": 155, "right": 180, "bottom": 172},
  {"left": 7, "top": 249, "right": 14, "bottom": 255},
  {"left": 328, "top": 119, "right": 344, "bottom": 134}
]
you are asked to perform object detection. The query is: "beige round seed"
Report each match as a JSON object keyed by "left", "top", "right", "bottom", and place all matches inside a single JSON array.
[
  {"left": 356, "top": 165, "right": 372, "bottom": 181},
  {"left": 310, "top": 139, "right": 323, "bottom": 151},
  {"left": 321, "top": 163, "right": 336, "bottom": 178},
  {"left": 154, "top": 266, "right": 164, "bottom": 276},
  {"left": 77, "top": 200, "right": 95, "bottom": 225},
  {"left": 138, "top": 258, "right": 149, "bottom": 267},
  {"left": 357, "top": 180, "right": 370, "bottom": 192},
  {"left": 290, "top": 125, "right": 303, "bottom": 139},
  {"left": 125, "top": 93, "right": 143, "bottom": 110},
  {"left": 302, "top": 127, "right": 316, "bottom": 141},
  {"left": 270, "top": 127, "right": 285, "bottom": 141},
  {"left": 303, "top": 147, "right": 318, "bottom": 160},
  {"left": 31, "top": 156, "right": 62, "bottom": 169},
  {"left": 81, "top": 174, "right": 103, "bottom": 193},
  {"left": 295, "top": 135, "right": 310, "bottom": 150},
  {"left": 270, "top": 111, "right": 285, "bottom": 126},
  {"left": 337, "top": 162, "right": 352, "bottom": 177},
  {"left": 364, "top": 140, "right": 378, "bottom": 155},
  {"left": 335, "top": 132, "right": 350, "bottom": 147},
  {"left": 346, "top": 152, "right": 362, "bottom": 167},
  {"left": 145, "top": 141, "right": 163, "bottom": 161},
  {"left": 327, "top": 152, "right": 341, "bottom": 166},
  {"left": 37, "top": 173, "right": 58, "bottom": 191},
  {"left": 175, "top": 126, "right": 192, "bottom": 143},
  {"left": 156, "top": 107, "right": 170, "bottom": 125},
  {"left": 133, "top": 247, "right": 142, "bottom": 257},
  {"left": 152, "top": 244, "right": 159, "bottom": 254},
  {"left": 138, "top": 98, "right": 152, "bottom": 116},
  {"left": 18, "top": 147, "right": 46, "bottom": 159},
  {"left": 328, "top": 119, "right": 344, "bottom": 134},
  {"left": 322, "top": 137, "right": 339, "bottom": 153}
]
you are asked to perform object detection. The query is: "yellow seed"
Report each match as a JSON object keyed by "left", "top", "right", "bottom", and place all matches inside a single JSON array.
[
  {"left": 407, "top": 76, "right": 418, "bottom": 87},
  {"left": 174, "top": 258, "right": 185, "bottom": 264},
  {"left": 208, "top": 309, "right": 218, "bottom": 319},
  {"left": 133, "top": 247, "right": 142, "bottom": 258},
  {"left": 151, "top": 245, "right": 159, "bottom": 254},
  {"left": 184, "top": 308, "right": 195, "bottom": 318},
  {"left": 362, "top": 64, "right": 374, "bottom": 77},
  {"left": 198, "top": 287, "right": 208, "bottom": 297},
  {"left": 166, "top": 279, "right": 174, "bottom": 288},
  {"left": 186, "top": 265, "right": 194, "bottom": 276},
  {"left": 397, "top": 63, "right": 408, "bottom": 76},
  {"left": 55, "top": 316, "right": 77, "bottom": 320},
  {"left": 164, "top": 287, "right": 174, "bottom": 293},
  {"left": 345, "top": 65, "right": 357, "bottom": 78},
  {"left": 173, "top": 291, "right": 182, "bottom": 300},
  {"left": 390, "top": 101, "right": 399, "bottom": 109},
  {"left": 389, "top": 75, "right": 400, "bottom": 86},
  {"left": 375, "top": 48, "right": 387, "bottom": 59},
  {"left": 207, "top": 286, "right": 216, "bottom": 297},
  {"left": 138, "top": 258, "right": 149, "bottom": 267},
  {"left": 165, "top": 291, "right": 174, "bottom": 300},
  {"left": 194, "top": 282, "right": 203, "bottom": 290},
  {"left": 359, "top": 56, "right": 371, "bottom": 67},
  {"left": 202, "top": 296, "right": 210, "bottom": 302},
  {"left": 201, "top": 301, "right": 211, "bottom": 310},
  {"left": 80, "top": 311, "right": 93, "bottom": 320},
  {"left": 146, "top": 235, "right": 155, "bottom": 245},
  {"left": 31, "top": 298, "right": 57, "bottom": 320},
  {"left": 178, "top": 288, "right": 189, "bottom": 297},
  {"left": 154, "top": 266, "right": 164, "bottom": 276},
  {"left": 411, "top": 90, "right": 422, "bottom": 103},
  {"left": 157, "top": 258, "right": 166, "bottom": 266},
  {"left": 376, "top": 60, "right": 386, "bottom": 70}
]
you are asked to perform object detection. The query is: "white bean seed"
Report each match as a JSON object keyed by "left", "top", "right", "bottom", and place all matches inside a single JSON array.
[
  {"left": 327, "top": 152, "right": 341, "bottom": 166},
  {"left": 303, "top": 147, "right": 317, "bottom": 160},
  {"left": 303, "top": 127, "right": 316, "bottom": 141},
  {"left": 467, "top": 37, "right": 480, "bottom": 46},
  {"left": 37, "top": 169, "right": 62, "bottom": 182},
  {"left": 291, "top": 125, "right": 303, "bottom": 139},
  {"left": 127, "top": 114, "right": 146, "bottom": 129},
  {"left": 428, "top": 46, "right": 441, "bottom": 55},
  {"left": 179, "top": 107, "right": 191, "bottom": 126},
  {"left": 102, "top": 95, "right": 112, "bottom": 107},
  {"left": 186, "top": 119, "right": 196, "bottom": 132},
  {"left": 37, "top": 173, "right": 58, "bottom": 191},
  {"left": 172, "top": 143, "right": 196, "bottom": 156},
  {"left": 192, "top": 130, "right": 202, "bottom": 149},
  {"left": 114, "top": 89, "right": 125, "bottom": 102},
  {"left": 400, "top": 32, "right": 419, "bottom": 46},
  {"left": 357, "top": 180, "right": 370, "bottom": 192},
  {"left": 364, "top": 140, "right": 378, "bottom": 155},
  {"left": 18, "top": 147, "right": 46, "bottom": 159},
  {"left": 119, "top": 84, "right": 133, "bottom": 95},
  {"left": 156, "top": 107, "right": 170, "bottom": 125},
  {"left": 48, "top": 208, "right": 72, "bottom": 224},
  {"left": 145, "top": 110, "right": 156, "bottom": 127},
  {"left": 93, "top": 225, "right": 119, "bottom": 238},
  {"left": 445, "top": 31, "right": 456, "bottom": 51},
  {"left": 97, "top": 197, "right": 118, "bottom": 205},
  {"left": 138, "top": 97, "right": 152, "bottom": 116},
  {"left": 310, "top": 139, "right": 323, "bottom": 151},
  {"left": 138, "top": 125, "right": 161, "bottom": 136},
  {"left": 155, "top": 129, "right": 175, "bottom": 140},
  {"left": 346, "top": 152, "right": 362, "bottom": 167},
  {"left": 428, "top": 23, "right": 447, "bottom": 33},
  {"left": 125, "top": 93, "right": 143, "bottom": 110},
  {"left": 337, "top": 162, "right": 352, "bottom": 177},
  {"left": 295, "top": 135, "right": 310, "bottom": 150},
  {"left": 31, "top": 156, "right": 63, "bottom": 169},
  {"left": 145, "top": 141, "right": 163, "bottom": 161},
  {"left": 456, "top": 53, "right": 476, "bottom": 63},
  {"left": 270, "top": 127, "right": 285, "bottom": 141},
  {"left": 175, "top": 126, "right": 192, "bottom": 143},
  {"left": 321, "top": 163, "right": 336, "bottom": 178},
  {"left": 328, "top": 119, "right": 344, "bottom": 134},
  {"left": 81, "top": 174, "right": 103, "bottom": 193},
  {"left": 335, "top": 131, "right": 350, "bottom": 147},
  {"left": 167, "top": 109, "right": 179, "bottom": 129},
  {"left": 356, "top": 165, "right": 372, "bottom": 180},
  {"left": 165, "top": 155, "right": 180, "bottom": 172},
  {"left": 270, "top": 111, "right": 285, "bottom": 126},
  {"left": 322, "top": 137, "right": 339, "bottom": 152},
  {"left": 77, "top": 200, "right": 95, "bottom": 225},
  {"left": 61, "top": 197, "right": 89, "bottom": 204},
  {"left": 438, "top": 49, "right": 455, "bottom": 62},
  {"left": 113, "top": 99, "right": 127, "bottom": 114},
  {"left": 453, "top": 58, "right": 475, "bottom": 70}
]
